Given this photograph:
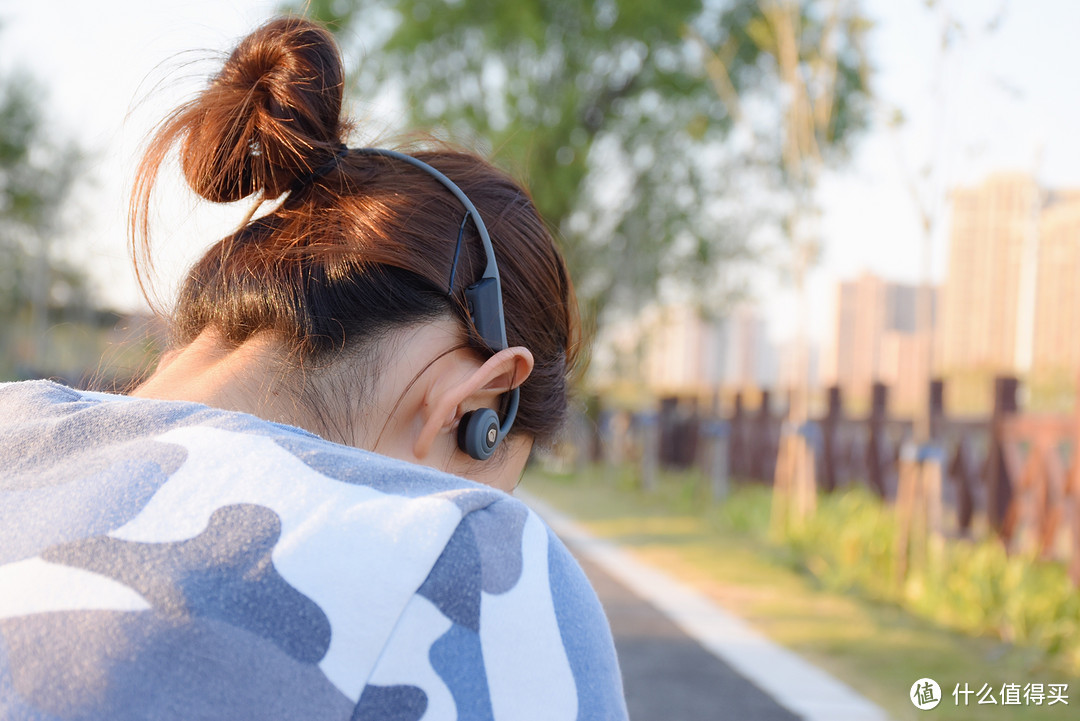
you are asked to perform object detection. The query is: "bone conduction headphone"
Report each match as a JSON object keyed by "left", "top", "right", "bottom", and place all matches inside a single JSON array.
[{"left": 354, "top": 148, "right": 519, "bottom": 462}]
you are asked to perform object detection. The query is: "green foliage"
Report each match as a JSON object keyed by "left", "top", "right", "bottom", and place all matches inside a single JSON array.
[
  {"left": 711, "top": 482, "right": 773, "bottom": 534},
  {"left": 709, "top": 0, "right": 872, "bottom": 155},
  {"left": 284, "top": 0, "right": 873, "bottom": 321},
  {"left": 0, "top": 21, "right": 92, "bottom": 379},
  {"left": 0, "top": 63, "right": 86, "bottom": 319},
  {"left": 777, "top": 487, "right": 1080, "bottom": 674},
  {"left": 779, "top": 488, "right": 899, "bottom": 599},
  {"left": 1024, "top": 368, "right": 1077, "bottom": 414},
  {"left": 535, "top": 462, "right": 1080, "bottom": 674},
  {"left": 527, "top": 466, "right": 1079, "bottom": 719}
]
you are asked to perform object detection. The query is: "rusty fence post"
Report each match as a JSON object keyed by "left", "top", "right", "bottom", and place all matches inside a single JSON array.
[
  {"left": 867, "top": 382, "right": 889, "bottom": 498},
  {"left": 986, "top": 376, "right": 1019, "bottom": 539},
  {"left": 949, "top": 437, "right": 976, "bottom": 536},
  {"left": 929, "top": 379, "right": 945, "bottom": 439},
  {"left": 658, "top": 397, "right": 678, "bottom": 469},
  {"left": 730, "top": 392, "right": 746, "bottom": 478},
  {"left": 821, "top": 386, "right": 842, "bottom": 493},
  {"left": 753, "top": 390, "right": 773, "bottom": 481}
]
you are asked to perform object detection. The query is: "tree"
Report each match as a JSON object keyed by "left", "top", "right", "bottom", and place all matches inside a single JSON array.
[
  {"left": 689, "top": 1, "right": 872, "bottom": 526},
  {"left": 0, "top": 29, "right": 87, "bottom": 374},
  {"left": 287, "top": 0, "right": 871, "bottom": 325},
  {"left": 694, "top": 0, "right": 872, "bottom": 278}
]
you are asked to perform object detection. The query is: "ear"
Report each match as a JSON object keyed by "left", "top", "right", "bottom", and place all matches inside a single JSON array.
[{"left": 413, "top": 346, "right": 534, "bottom": 461}]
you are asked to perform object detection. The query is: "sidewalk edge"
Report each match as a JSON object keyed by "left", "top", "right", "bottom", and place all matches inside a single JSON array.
[{"left": 518, "top": 490, "right": 892, "bottom": 721}]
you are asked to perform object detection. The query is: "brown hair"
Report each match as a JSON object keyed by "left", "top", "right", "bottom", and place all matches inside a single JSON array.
[{"left": 130, "top": 16, "right": 580, "bottom": 446}]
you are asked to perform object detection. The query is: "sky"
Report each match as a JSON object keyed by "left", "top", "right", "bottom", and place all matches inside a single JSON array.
[{"left": 1, "top": 0, "right": 1079, "bottom": 349}]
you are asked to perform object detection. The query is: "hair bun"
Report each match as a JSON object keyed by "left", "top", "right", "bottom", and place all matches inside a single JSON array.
[{"left": 180, "top": 17, "right": 345, "bottom": 202}]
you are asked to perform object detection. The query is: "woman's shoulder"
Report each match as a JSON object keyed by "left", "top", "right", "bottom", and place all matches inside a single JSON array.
[
  {"left": 360, "top": 488, "right": 627, "bottom": 721},
  {"left": 0, "top": 380, "right": 626, "bottom": 720},
  {"left": 0, "top": 379, "right": 520, "bottom": 628},
  {"left": 0, "top": 378, "right": 498, "bottom": 497},
  {"left": 0, "top": 381, "right": 545, "bottom": 718}
]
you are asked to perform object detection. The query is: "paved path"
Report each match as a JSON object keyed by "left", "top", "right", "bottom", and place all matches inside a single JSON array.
[
  {"left": 520, "top": 492, "right": 891, "bottom": 721},
  {"left": 576, "top": 551, "right": 801, "bottom": 721}
]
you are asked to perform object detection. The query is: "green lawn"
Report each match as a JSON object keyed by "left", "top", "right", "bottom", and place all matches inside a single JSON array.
[{"left": 523, "top": 465, "right": 1078, "bottom": 721}]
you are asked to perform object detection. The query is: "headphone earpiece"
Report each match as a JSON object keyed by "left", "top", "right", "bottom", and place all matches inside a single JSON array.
[{"left": 458, "top": 408, "right": 501, "bottom": 461}]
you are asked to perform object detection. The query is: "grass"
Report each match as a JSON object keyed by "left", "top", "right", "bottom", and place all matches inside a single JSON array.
[{"left": 523, "top": 464, "right": 1078, "bottom": 721}]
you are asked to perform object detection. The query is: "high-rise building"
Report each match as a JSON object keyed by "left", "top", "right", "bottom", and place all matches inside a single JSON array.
[
  {"left": 643, "top": 304, "right": 718, "bottom": 395},
  {"left": 1033, "top": 192, "right": 1080, "bottom": 375},
  {"left": 723, "top": 305, "right": 777, "bottom": 390},
  {"left": 636, "top": 303, "right": 776, "bottom": 397},
  {"left": 590, "top": 302, "right": 777, "bottom": 401},
  {"left": 825, "top": 271, "right": 935, "bottom": 412},
  {"left": 937, "top": 173, "right": 1040, "bottom": 374},
  {"left": 937, "top": 173, "right": 1080, "bottom": 410}
]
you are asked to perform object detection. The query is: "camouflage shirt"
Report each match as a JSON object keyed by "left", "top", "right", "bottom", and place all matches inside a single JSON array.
[{"left": 0, "top": 381, "right": 627, "bottom": 720}]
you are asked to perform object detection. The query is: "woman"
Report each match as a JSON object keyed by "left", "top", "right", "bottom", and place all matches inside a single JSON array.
[{"left": 0, "top": 17, "right": 627, "bottom": 720}]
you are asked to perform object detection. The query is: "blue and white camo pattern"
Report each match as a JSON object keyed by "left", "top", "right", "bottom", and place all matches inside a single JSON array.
[{"left": 0, "top": 381, "right": 627, "bottom": 720}]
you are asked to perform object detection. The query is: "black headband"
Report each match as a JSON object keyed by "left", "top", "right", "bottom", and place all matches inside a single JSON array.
[{"left": 289, "top": 144, "right": 350, "bottom": 192}]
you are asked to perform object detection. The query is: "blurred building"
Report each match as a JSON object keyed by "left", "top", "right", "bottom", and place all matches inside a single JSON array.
[
  {"left": 938, "top": 173, "right": 1039, "bottom": 373},
  {"left": 1033, "top": 192, "right": 1080, "bottom": 376},
  {"left": 824, "top": 271, "right": 936, "bottom": 414},
  {"left": 722, "top": 306, "right": 777, "bottom": 390},
  {"left": 643, "top": 304, "right": 719, "bottom": 394},
  {"left": 937, "top": 174, "right": 1080, "bottom": 410},
  {"left": 639, "top": 303, "right": 776, "bottom": 398}
]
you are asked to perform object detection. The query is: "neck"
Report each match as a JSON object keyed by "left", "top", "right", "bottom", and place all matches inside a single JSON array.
[{"left": 132, "top": 329, "right": 311, "bottom": 431}]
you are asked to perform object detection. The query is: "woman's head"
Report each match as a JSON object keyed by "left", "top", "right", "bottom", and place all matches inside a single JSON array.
[{"left": 130, "top": 17, "right": 580, "bottom": 487}]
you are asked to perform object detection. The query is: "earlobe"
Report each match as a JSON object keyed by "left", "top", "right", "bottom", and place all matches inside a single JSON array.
[{"left": 412, "top": 346, "right": 534, "bottom": 462}]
